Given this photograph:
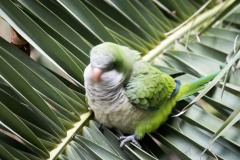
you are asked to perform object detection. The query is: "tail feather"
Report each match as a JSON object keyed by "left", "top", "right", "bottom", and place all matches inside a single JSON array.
[{"left": 176, "top": 72, "right": 219, "bottom": 100}]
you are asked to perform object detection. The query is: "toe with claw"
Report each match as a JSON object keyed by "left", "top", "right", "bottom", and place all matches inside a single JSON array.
[{"left": 119, "top": 134, "right": 141, "bottom": 148}]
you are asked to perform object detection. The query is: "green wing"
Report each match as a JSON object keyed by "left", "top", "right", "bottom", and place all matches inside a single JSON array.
[{"left": 125, "top": 61, "right": 176, "bottom": 110}]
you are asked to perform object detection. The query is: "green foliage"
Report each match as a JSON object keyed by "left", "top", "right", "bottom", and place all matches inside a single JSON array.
[{"left": 0, "top": 0, "right": 240, "bottom": 159}]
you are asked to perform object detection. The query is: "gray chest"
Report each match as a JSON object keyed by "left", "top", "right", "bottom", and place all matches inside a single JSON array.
[
  {"left": 86, "top": 86, "right": 148, "bottom": 133},
  {"left": 84, "top": 64, "right": 149, "bottom": 133}
]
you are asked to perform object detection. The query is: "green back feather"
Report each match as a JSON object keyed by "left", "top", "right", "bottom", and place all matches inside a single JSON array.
[
  {"left": 135, "top": 72, "right": 219, "bottom": 139},
  {"left": 125, "top": 61, "right": 176, "bottom": 110}
]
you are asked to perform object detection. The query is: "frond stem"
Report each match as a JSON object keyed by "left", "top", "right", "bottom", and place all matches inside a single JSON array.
[{"left": 143, "top": 0, "right": 236, "bottom": 62}]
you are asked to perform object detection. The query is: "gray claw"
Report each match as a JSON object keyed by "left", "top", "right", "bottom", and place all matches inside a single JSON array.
[{"left": 119, "top": 135, "right": 141, "bottom": 148}]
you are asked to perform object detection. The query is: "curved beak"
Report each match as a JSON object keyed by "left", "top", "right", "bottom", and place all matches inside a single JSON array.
[{"left": 92, "top": 68, "right": 103, "bottom": 82}]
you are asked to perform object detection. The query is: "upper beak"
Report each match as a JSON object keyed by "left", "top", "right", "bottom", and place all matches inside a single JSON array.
[{"left": 92, "top": 68, "right": 103, "bottom": 82}]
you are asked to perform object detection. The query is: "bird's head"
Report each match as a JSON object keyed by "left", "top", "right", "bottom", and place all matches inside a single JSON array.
[{"left": 90, "top": 42, "right": 134, "bottom": 82}]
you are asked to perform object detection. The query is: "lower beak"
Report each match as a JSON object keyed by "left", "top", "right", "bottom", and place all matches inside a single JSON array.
[{"left": 92, "top": 68, "right": 103, "bottom": 82}]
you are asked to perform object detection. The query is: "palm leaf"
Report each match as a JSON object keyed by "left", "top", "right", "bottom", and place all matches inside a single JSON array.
[{"left": 0, "top": 0, "right": 240, "bottom": 159}]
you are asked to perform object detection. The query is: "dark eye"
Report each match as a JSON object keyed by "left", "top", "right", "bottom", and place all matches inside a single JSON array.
[{"left": 108, "top": 63, "right": 114, "bottom": 70}]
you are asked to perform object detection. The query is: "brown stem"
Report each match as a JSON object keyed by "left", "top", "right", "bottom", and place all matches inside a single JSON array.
[{"left": 10, "top": 27, "right": 31, "bottom": 56}]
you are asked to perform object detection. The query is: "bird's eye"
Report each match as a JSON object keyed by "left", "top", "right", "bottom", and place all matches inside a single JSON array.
[{"left": 108, "top": 63, "right": 114, "bottom": 70}]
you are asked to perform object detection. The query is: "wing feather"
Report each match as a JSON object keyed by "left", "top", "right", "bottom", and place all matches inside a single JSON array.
[{"left": 125, "top": 61, "right": 176, "bottom": 110}]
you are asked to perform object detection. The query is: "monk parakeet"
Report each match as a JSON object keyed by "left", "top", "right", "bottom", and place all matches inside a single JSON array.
[{"left": 84, "top": 42, "right": 218, "bottom": 147}]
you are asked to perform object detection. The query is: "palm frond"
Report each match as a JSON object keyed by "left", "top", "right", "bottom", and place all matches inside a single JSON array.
[{"left": 0, "top": 0, "right": 240, "bottom": 159}]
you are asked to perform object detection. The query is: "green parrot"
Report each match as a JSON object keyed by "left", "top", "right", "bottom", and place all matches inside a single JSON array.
[{"left": 84, "top": 42, "right": 218, "bottom": 147}]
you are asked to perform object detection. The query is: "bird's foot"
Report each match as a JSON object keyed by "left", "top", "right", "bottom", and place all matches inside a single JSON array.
[{"left": 119, "top": 135, "right": 141, "bottom": 148}]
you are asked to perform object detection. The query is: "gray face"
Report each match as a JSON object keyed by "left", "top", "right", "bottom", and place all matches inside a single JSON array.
[
  {"left": 90, "top": 46, "right": 116, "bottom": 70},
  {"left": 84, "top": 64, "right": 123, "bottom": 86},
  {"left": 90, "top": 52, "right": 113, "bottom": 70}
]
